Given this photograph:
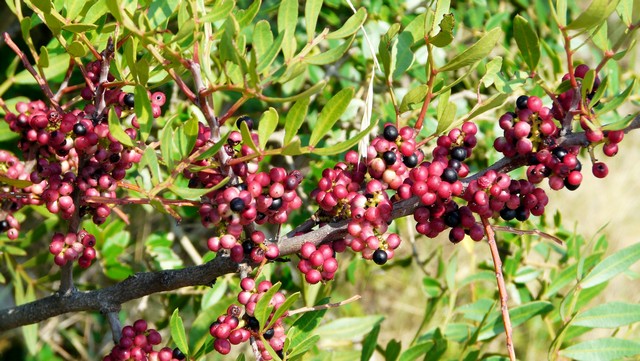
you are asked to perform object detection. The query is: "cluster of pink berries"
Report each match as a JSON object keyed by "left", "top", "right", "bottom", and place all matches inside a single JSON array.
[
  {"left": 209, "top": 279, "right": 287, "bottom": 359},
  {"left": 297, "top": 242, "right": 339, "bottom": 283},
  {"left": 48, "top": 230, "right": 97, "bottom": 268},
  {"left": 207, "top": 230, "right": 279, "bottom": 263},
  {"left": 102, "top": 320, "right": 175, "bottom": 361},
  {"left": 551, "top": 64, "right": 601, "bottom": 122}
]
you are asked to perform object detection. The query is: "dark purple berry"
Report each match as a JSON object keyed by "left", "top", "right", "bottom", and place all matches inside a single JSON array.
[
  {"left": 564, "top": 179, "right": 580, "bottom": 191},
  {"left": 246, "top": 316, "right": 259, "bottom": 330},
  {"left": 236, "top": 115, "right": 254, "bottom": 130},
  {"left": 383, "top": 151, "right": 397, "bottom": 165},
  {"left": 172, "top": 348, "right": 185, "bottom": 360},
  {"left": 73, "top": 123, "right": 87, "bottom": 136},
  {"left": 443, "top": 211, "right": 461, "bottom": 228},
  {"left": 515, "top": 207, "right": 529, "bottom": 221},
  {"left": 403, "top": 154, "right": 418, "bottom": 168},
  {"left": 450, "top": 147, "right": 467, "bottom": 161},
  {"left": 242, "top": 240, "right": 254, "bottom": 254},
  {"left": 0, "top": 220, "right": 8, "bottom": 232},
  {"left": 500, "top": 207, "right": 516, "bottom": 221},
  {"left": 383, "top": 125, "right": 398, "bottom": 141},
  {"left": 552, "top": 147, "right": 568, "bottom": 161},
  {"left": 448, "top": 159, "right": 462, "bottom": 171},
  {"left": 372, "top": 249, "right": 388, "bottom": 265},
  {"left": 230, "top": 197, "right": 245, "bottom": 212},
  {"left": 516, "top": 95, "right": 529, "bottom": 110},
  {"left": 442, "top": 167, "right": 458, "bottom": 183},
  {"left": 123, "top": 93, "right": 135, "bottom": 108},
  {"left": 269, "top": 197, "right": 283, "bottom": 211},
  {"left": 263, "top": 328, "right": 275, "bottom": 340}
]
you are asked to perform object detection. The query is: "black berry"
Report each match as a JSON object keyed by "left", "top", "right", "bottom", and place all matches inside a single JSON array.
[
  {"left": 230, "top": 197, "right": 245, "bottom": 212},
  {"left": 73, "top": 123, "right": 87, "bottom": 136},
  {"left": 242, "top": 240, "right": 254, "bottom": 254},
  {"left": 516, "top": 95, "right": 529, "bottom": 110},
  {"left": 372, "top": 249, "right": 388, "bottom": 265},
  {"left": 123, "top": 93, "right": 135, "bottom": 108},
  {"left": 552, "top": 147, "right": 568, "bottom": 161},
  {"left": 236, "top": 115, "right": 254, "bottom": 130},
  {"left": 443, "top": 211, "right": 461, "bottom": 228},
  {"left": 500, "top": 208, "right": 516, "bottom": 221},
  {"left": 450, "top": 147, "right": 467, "bottom": 161},
  {"left": 172, "top": 348, "right": 186, "bottom": 360},
  {"left": 383, "top": 125, "right": 398, "bottom": 142},
  {"left": 441, "top": 167, "right": 458, "bottom": 183},
  {"left": 515, "top": 207, "right": 529, "bottom": 221},
  {"left": 403, "top": 154, "right": 418, "bottom": 168},
  {"left": 263, "top": 328, "right": 275, "bottom": 340},
  {"left": 564, "top": 179, "right": 580, "bottom": 191},
  {"left": 448, "top": 159, "right": 462, "bottom": 171},
  {"left": 246, "top": 316, "right": 259, "bottom": 330},
  {"left": 0, "top": 220, "right": 8, "bottom": 232},
  {"left": 383, "top": 151, "right": 397, "bottom": 165},
  {"left": 269, "top": 197, "right": 283, "bottom": 211}
]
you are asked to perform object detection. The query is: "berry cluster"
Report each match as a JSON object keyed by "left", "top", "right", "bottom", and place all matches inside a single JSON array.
[
  {"left": 48, "top": 230, "right": 97, "bottom": 268},
  {"left": 551, "top": 64, "right": 601, "bottom": 123},
  {"left": 209, "top": 279, "right": 287, "bottom": 359},
  {"left": 102, "top": 320, "right": 170, "bottom": 361},
  {"left": 207, "top": 230, "right": 279, "bottom": 263},
  {"left": 526, "top": 146, "right": 583, "bottom": 190},
  {"left": 494, "top": 95, "right": 557, "bottom": 157},
  {"left": 297, "top": 242, "right": 339, "bottom": 283}
]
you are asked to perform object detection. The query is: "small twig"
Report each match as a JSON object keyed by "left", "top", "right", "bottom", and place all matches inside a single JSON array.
[
  {"left": 249, "top": 336, "right": 263, "bottom": 361},
  {"left": 492, "top": 225, "right": 564, "bottom": 245},
  {"left": 3, "top": 33, "right": 63, "bottom": 114},
  {"left": 481, "top": 217, "right": 516, "bottom": 361},
  {"left": 93, "top": 37, "right": 116, "bottom": 119},
  {"left": 288, "top": 295, "right": 361, "bottom": 316},
  {"left": 106, "top": 311, "right": 122, "bottom": 344},
  {"left": 54, "top": 58, "right": 76, "bottom": 102}
]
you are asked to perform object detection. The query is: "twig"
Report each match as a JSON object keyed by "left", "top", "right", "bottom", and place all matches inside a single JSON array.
[
  {"left": 3, "top": 33, "right": 63, "bottom": 114},
  {"left": 481, "top": 217, "right": 516, "bottom": 361},
  {"left": 106, "top": 311, "right": 122, "bottom": 344},
  {"left": 93, "top": 37, "right": 116, "bottom": 119},
  {"left": 492, "top": 225, "right": 564, "bottom": 245},
  {"left": 288, "top": 295, "right": 362, "bottom": 316}
]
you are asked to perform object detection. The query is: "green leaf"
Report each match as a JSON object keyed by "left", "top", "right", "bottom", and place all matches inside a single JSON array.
[
  {"left": 435, "top": 97, "right": 456, "bottom": 135},
  {"left": 617, "top": 0, "right": 633, "bottom": 26},
  {"left": 258, "top": 107, "right": 278, "bottom": 148},
  {"left": 168, "top": 177, "right": 229, "bottom": 200},
  {"left": 108, "top": 108, "right": 134, "bottom": 147},
  {"left": 513, "top": 15, "right": 540, "bottom": 71},
  {"left": 67, "top": 41, "right": 87, "bottom": 57},
  {"left": 314, "top": 316, "right": 384, "bottom": 341},
  {"left": 565, "top": 0, "right": 620, "bottom": 31},
  {"left": 277, "top": 0, "right": 297, "bottom": 60},
  {"left": 193, "top": 132, "right": 229, "bottom": 161},
  {"left": 379, "top": 24, "right": 400, "bottom": 81},
  {"left": 257, "top": 31, "right": 284, "bottom": 73},
  {"left": 439, "top": 27, "right": 502, "bottom": 72},
  {"left": 559, "top": 338, "right": 640, "bottom": 361},
  {"left": 284, "top": 98, "right": 309, "bottom": 145},
  {"left": 160, "top": 116, "right": 176, "bottom": 169},
  {"left": 326, "top": 8, "right": 366, "bottom": 40},
  {"left": 312, "top": 117, "right": 378, "bottom": 156},
  {"left": 398, "top": 342, "right": 432, "bottom": 361},
  {"left": 134, "top": 85, "right": 154, "bottom": 142},
  {"left": 261, "top": 80, "right": 326, "bottom": 102},
  {"left": 253, "top": 20, "right": 273, "bottom": 59},
  {"left": 309, "top": 87, "right": 354, "bottom": 147},
  {"left": 14, "top": 53, "right": 70, "bottom": 84},
  {"left": 361, "top": 325, "right": 380, "bottom": 361},
  {"left": 581, "top": 242, "right": 640, "bottom": 288},
  {"left": 466, "top": 93, "right": 508, "bottom": 121},
  {"left": 254, "top": 282, "right": 281, "bottom": 331},
  {"left": 596, "top": 78, "right": 637, "bottom": 115},
  {"left": 170, "top": 308, "right": 189, "bottom": 355},
  {"left": 305, "top": 0, "right": 323, "bottom": 40},
  {"left": 240, "top": 120, "right": 259, "bottom": 152},
  {"left": 385, "top": 339, "right": 401, "bottom": 361},
  {"left": 202, "top": 0, "right": 235, "bottom": 23},
  {"left": 266, "top": 292, "right": 300, "bottom": 330},
  {"left": 399, "top": 84, "right": 428, "bottom": 113},
  {"left": 0, "top": 175, "right": 32, "bottom": 189},
  {"left": 430, "top": 14, "right": 455, "bottom": 48},
  {"left": 281, "top": 138, "right": 306, "bottom": 155},
  {"left": 176, "top": 117, "right": 199, "bottom": 158},
  {"left": 147, "top": 0, "right": 179, "bottom": 28},
  {"left": 573, "top": 302, "right": 640, "bottom": 328},
  {"left": 62, "top": 23, "right": 98, "bottom": 33},
  {"left": 139, "top": 147, "right": 162, "bottom": 185},
  {"left": 304, "top": 35, "right": 355, "bottom": 65},
  {"left": 287, "top": 334, "right": 320, "bottom": 359},
  {"left": 236, "top": 0, "right": 261, "bottom": 28},
  {"left": 478, "top": 301, "right": 553, "bottom": 340}
]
